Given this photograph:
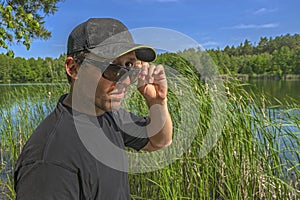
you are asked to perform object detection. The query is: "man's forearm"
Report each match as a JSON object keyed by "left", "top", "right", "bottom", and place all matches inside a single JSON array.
[{"left": 146, "top": 99, "right": 173, "bottom": 149}]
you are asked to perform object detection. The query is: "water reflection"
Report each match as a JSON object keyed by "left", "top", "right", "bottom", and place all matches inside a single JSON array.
[
  {"left": 0, "top": 82, "right": 299, "bottom": 180},
  {"left": 244, "top": 79, "right": 300, "bottom": 105}
]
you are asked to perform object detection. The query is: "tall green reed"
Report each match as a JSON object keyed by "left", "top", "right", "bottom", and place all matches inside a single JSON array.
[
  {"left": 124, "top": 61, "right": 299, "bottom": 199},
  {"left": 0, "top": 71, "right": 299, "bottom": 200},
  {"left": 0, "top": 84, "right": 68, "bottom": 199},
  {"left": 127, "top": 78, "right": 299, "bottom": 200}
]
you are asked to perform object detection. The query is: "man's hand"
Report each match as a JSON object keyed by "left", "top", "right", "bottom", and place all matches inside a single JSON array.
[
  {"left": 135, "top": 61, "right": 172, "bottom": 151},
  {"left": 135, "top": 61, "right": 168, "bottom": 107}
]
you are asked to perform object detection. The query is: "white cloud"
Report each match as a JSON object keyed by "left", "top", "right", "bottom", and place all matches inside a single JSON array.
[
  {"left": 201, "top": 41, "right": 219, "bottom": 47},
  {"left": 221, "top": 23, "right": 279, "bottom": 30},
  {"left": 253, "top": 8, "right": 277, "bottom": 15}
]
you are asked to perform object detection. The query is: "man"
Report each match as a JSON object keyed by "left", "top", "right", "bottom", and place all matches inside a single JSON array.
[{"left": 14, "top": 18, "right": 172, "bottom": 199}]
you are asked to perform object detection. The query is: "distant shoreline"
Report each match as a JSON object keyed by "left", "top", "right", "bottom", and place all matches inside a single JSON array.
[
  {"left": 227, "top": 74, "right": 300, "bottom": 81},
  {"left": 1, "top": 74, "right": 300, "bottom": 84}
]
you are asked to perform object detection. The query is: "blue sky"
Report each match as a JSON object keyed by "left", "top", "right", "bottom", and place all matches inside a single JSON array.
[{"left": 2, "top": 0, "right": 300, "bottom": 58}]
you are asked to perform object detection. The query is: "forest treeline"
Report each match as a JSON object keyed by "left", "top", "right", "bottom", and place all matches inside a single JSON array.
[
  {"left": 207, "top": 33, "right": 300, "bottom": 76},
  {"left": 0, "top": 33, "right": 300, "bottom": 83},
  {"left": 0, "top": 54, "right": 66, "bottom": 83}
]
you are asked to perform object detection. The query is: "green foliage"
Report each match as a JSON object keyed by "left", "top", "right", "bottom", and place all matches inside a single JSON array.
[
  {"left": 0, "top": 33, "right": 300, "bottom": 83},
  {"left": 0, "top": 53, "right": 67, "bottom": 83},
  {"left": 0, "top": 0, "right": 64, "bottom": 57},
  {"left": 1, "top": 79, "right": 299, "bottom": 199},
  {"left": 207, "top": 34, "right": 300, "bottom": 77}
]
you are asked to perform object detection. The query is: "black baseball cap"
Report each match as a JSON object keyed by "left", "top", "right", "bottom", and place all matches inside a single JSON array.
[{"left": 67, "top": 18, "right": 156, "bottom": 62}]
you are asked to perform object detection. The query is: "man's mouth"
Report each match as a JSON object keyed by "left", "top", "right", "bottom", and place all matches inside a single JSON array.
[
  {"left": 110, "top": 91, "right": 125, "bottom": 99},
  {"left": 109, "top": 82, "right": 130, "bottom": 101},
  {"left": 109, "top": 88, "right": 127, "bottom": 100}
]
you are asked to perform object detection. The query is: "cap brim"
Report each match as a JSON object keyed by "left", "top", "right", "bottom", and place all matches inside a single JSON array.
[{"left": 89, "top": 43, "right": 156, "bottom": 62}]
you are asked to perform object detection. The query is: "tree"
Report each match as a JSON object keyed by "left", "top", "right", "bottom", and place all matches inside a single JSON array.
[
  {"left": 256, "top": 37, "right": 268, "bottom": 54},
  {"left": 250, "top": 53, "right": 271, "bottom": 74},
  {"left": 0, "top": 0, "right": 64, "bottom": 57},
  {"left": 292, "top": 47, "right": 300, "bottom": 74},
  {"left": 272, "top": 46, "right": 293, "bottom": 74},
  {"left": 242, "top": 39, "right": 253, "bottom": 55}
]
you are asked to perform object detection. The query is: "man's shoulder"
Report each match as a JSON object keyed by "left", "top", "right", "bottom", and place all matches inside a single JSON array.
[{"left": 16, "top": 103, "right": 80, "bottom": 164}]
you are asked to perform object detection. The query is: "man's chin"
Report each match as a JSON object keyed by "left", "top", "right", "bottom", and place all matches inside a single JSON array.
[{"left": 107, "top": 101, "right": 122, "bottom": 111}]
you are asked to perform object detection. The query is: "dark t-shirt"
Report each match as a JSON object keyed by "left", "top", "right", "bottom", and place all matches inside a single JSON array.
[{"left": 14, "top": 95, "right": 149, "bottom": 200}]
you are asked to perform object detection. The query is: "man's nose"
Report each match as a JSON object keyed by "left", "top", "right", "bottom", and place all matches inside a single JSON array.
[
  {"left": 114, "top": 76, "right": 130, "bottom": 89},
  {"left": 117, "top": 75, "right": 131, "bottom": 85}
]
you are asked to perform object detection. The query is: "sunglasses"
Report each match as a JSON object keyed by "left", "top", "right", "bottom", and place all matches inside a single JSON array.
[{"left": 84, "top": 58, "right": 141, "bottom": 83}]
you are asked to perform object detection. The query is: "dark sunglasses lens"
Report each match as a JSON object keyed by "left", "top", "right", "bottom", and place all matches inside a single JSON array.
[
  {"left": 104, "top": 64, "right": 141, "bottom": 83},
  {"left": 117, "top": 70, "right": 140, "bottom": 83},
  {"left": 128, "top": 70, "right": 140, "bottom": 82},
  {"left": 103, "top": 64, "right": 127, "bottom": 82}
]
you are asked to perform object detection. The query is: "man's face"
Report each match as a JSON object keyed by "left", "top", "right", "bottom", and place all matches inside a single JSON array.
[{"left": 74, "top": 51, "right": 138, "bottom": 114}]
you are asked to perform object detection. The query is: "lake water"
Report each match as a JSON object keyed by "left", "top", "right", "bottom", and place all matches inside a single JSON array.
[
  {"left": 0, "top": 80, "right": 299, "bottom": 179},
  {"left": 244, "top": 79, "right": 300, "bottom": 171},
  {"left": 0, "top": 81, "right": 299, "bottom": 140},
  {"left": 245, "top": 79, "right": 300, "bottom": 104}
]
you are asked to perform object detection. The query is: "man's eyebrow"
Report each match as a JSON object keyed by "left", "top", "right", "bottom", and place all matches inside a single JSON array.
[
  {"left": 129, "top": 57, "right": 138, "bottom": 62},
  {"left": 113, "top": 57, "right": 137, "bottom": 64},
  {"left": 123, "top": 56, "right": 137, "bottom": 62}
]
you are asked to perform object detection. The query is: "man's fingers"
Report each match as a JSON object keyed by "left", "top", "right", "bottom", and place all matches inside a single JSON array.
[
  {"left": 134, "top": 60, "right": 142, "bottom": 69},
  {"left": 137, "top": 62, "right": 167, "bottom": 88},
  {"left": 153, "top": 64, "right": 164, "bottom": 75},
  {"left": 147, "top": 65, "right": 156, "bottom": 83}
]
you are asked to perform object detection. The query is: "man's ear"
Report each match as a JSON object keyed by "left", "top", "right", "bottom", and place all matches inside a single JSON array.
[{"left": 65, "top": 56, "right": 79, "bottom": 80}]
